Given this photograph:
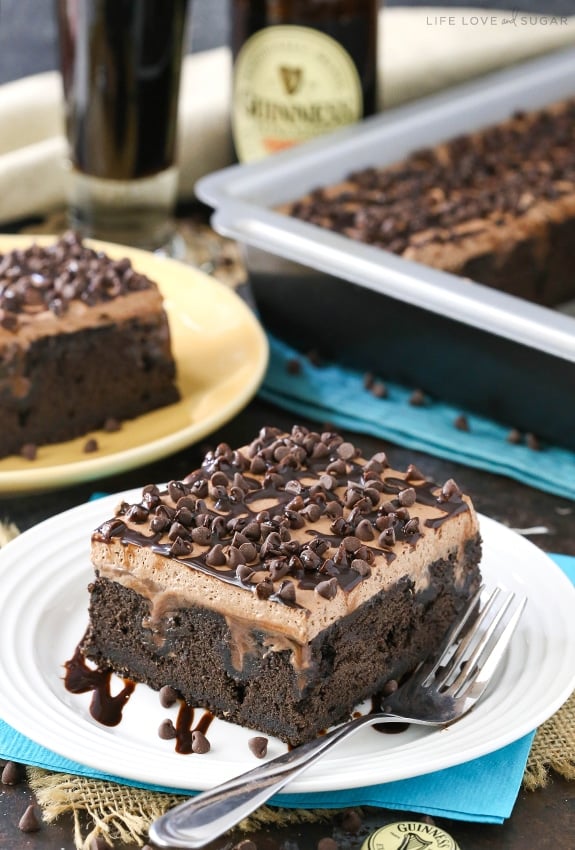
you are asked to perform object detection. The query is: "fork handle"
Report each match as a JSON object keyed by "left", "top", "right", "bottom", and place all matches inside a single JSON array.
[{"left": 149, "top": 713, "right": 398, "bottom": 848}]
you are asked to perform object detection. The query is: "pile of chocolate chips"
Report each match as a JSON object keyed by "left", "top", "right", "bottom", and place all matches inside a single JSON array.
[
  {"left": 0, "top": 231, "right": 154, "bottom": 331},
  {"left": 287, "top": 98, "right": 575, "bottom": 254},
  {"left": 101, "top": 426, "right": 465, "bottom": 605}
]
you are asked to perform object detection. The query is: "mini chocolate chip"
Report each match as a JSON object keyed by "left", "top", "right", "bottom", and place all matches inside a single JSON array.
[
  {"left": 206, "top": 544, "right": 226, "bottom": 566},
  {"left": 340, "top": 809, "right": 362, "bottom": 834},
  {"left": 337, "top": 441, "right": 356, "bottom": 460},
  {"left": 315, "top": 577, "right": 338, "bottom": 600},
  {"left": 278, "top": 580, "right": 296, "bottom": 603},
  {"left": 236, "top": 564, "right": 255, "bottom": 583},
  {"left": 526, "top": 432, "right": 541, "bottom": 451},
  {"left": 398, "top": 487, "right": 416, "bottom": 507},
  {"left": 507, "top": 427, "right": 522, "bottom": 444},
  {"left": 169, "top": 537, "right": 192, "bottom": 557},
  {"left": 439, "top": 478, "right": 461, "bottom": 502},
  {"left": 405, "top": 463, "right": 426, "bottom": 481},
  {"left": 226, "top": 546, "right": 245, "bottom": 568},
  {"left": 454, "top": 413, "right": 470, "bottom": 431},
  {"left": 125, "top": 504, "right": 148, "bottom": 523},
  {"left": 325, "top": 500, "right": 343, "bottom": 518},
  {"left": 409, "top": 388, "right": 427, "bottom": 406},
  {"left": 191, "top": 730, "right": 210, "bottom": 754},
  {"left": 191, "top": 526, "right": 212, "bottom": 545},
  {"left": 248, "top": 736, "right": 268, "bottom": 759},
  {"left": 243, "top": 521, "right": 261, "bottom": 540},
  {"left": 18, "top": 804, "right": 41, "bottom": 833},
  {"left": 20, "top": 442, "right": 37, "bottom": 460},
  {"left": 318, "top": 838, "right": 339, "bottom": 850},
  {"left": 159, "top": 685, "right": 178, "bottom": 708},
  {"left": 343, "top": 535, "right": 361, "bottom": 553},
  {"left": 351, "top": 558, "right": 371, "bottom": 577},
  {"left": 378, "top": 527, "right": 396, "bottom": 547},
  {"left": 371, "top": 380, "right": 388, "bottom": 399},
  {"left": 256, "top": 577, "right": 274, "bottom": 599},
  {"left": 354, "top": 519, "right": 375, "bottom": 541},
  {"left": 404, "top": 517, "right": 420, "bottom": 535},
  {"left": 1, "top": 761, "right": 24, "bottom": 785},
  {"left": 158, "top": 719, "right": 177, "bottom": 740},
  {"left": 286, "top": 357, "right": 301, "bottom": 375}
]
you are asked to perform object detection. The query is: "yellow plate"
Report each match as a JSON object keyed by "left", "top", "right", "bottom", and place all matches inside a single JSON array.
[{"left": 0, "top": 235, "right": 269, "bottom": 494}]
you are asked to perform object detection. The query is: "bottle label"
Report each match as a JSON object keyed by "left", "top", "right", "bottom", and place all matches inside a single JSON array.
[{"left": 232, "top": 24, "right": 363, "bottom": 162}]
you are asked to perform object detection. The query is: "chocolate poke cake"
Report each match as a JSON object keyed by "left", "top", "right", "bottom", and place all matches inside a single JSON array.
[
  {"left": 80, "top": 425, "right": 482, "bottom": 746},
  {"left": 284, "top": 97, "right": 575, "bottom": 307},
  {"left": 0, "top": 232, "right": 179, "bottom": 458}
]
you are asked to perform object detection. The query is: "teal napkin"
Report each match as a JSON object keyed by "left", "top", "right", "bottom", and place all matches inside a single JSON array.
[
  {"left": 260, "top": 335, "right": 575, "bottom": 501},
  {"left": 2, "top": 555, "right": 573, "bottom": 825}
]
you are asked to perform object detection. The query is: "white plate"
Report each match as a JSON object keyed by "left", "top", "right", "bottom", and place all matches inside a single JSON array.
[
  {"left": 0, "top": 494, "right": 574, "bottom": 793},
  {"left": 0, "top": 236, "right": 269, "bottom": 494}
]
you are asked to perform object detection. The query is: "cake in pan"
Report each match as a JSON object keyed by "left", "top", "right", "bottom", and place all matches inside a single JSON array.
[
  {"left": 285, "top": 97, "right": 575, "bottom": 307},
  {"left": 80, "top": 425, "right": 482, "bottom": 746},
  {"left": 0, "top": 232, "right": 179, "bottom": 458}
]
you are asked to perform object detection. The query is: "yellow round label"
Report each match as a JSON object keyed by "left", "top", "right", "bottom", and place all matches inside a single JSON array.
[
  {"left": 361, "top": 821, "right": 460, "bottom": 850},
  {"left": 232, "top": 24, "right": 363, "bottom": 162}
]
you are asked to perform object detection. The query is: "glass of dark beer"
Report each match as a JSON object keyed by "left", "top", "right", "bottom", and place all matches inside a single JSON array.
[{"left": 56, "top": 0, "right": 190, "bottom": 254}]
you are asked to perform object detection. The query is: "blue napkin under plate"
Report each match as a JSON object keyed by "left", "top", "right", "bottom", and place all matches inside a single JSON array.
[
  {"left": 2, "top": 555, "right": 573, "bottom": 825},
  {"left": 260, "top": 335, "right": 575, "bottom": 502}
]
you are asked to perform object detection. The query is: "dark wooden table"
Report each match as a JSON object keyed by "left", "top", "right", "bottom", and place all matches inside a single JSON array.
[{"left": 0, "top": 399, "right": 573, "bottom": 850}]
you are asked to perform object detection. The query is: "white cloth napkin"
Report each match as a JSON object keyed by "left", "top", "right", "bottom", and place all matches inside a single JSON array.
[{"left": 0, "top": 7, "right": 574, "bottom": 225}]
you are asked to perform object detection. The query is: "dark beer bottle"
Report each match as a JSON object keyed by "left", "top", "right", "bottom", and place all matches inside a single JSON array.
[{"left": 230, "top": 0, "right": 379, "bottom": 162}]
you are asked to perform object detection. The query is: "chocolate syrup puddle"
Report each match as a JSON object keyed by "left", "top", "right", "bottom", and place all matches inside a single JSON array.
[{"left": 64, "top": 645, "right": 135, "bottom": 727}]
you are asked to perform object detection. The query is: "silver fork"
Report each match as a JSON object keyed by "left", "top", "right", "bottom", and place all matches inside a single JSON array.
[{"left": 149, "top": 586, "right": 526, "bottom": 849}]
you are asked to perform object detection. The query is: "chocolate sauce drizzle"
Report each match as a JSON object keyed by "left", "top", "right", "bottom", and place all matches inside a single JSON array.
[
  {"left": 64, "top": 646, "right": 135, "bottom": 727},
  {"left": 94, "top": 426, "right": 469, "bottom": 609}
]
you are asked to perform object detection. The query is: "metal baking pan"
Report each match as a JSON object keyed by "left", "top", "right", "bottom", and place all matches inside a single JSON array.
[{"left": 196, "top": 48, "right": 575, "bottom": 451}]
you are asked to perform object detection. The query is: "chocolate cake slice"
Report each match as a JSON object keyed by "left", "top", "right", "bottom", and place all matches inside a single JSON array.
[
  {"left": 284, "top": 97, "right": 575, "bottom": 307},
  {"left": 0, "top": 232, "right": 179, "bottom": 459},
  {"left": 81, "top": 426, "right": 482, "bottom": 746}
]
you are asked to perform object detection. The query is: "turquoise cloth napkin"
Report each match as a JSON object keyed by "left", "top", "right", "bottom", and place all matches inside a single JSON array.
[
  {"left": 2, "top": 554, "right": 573, "bottom": 825},
  {"left": 260, "top": 335, "right": 575, "bottom": 501}
]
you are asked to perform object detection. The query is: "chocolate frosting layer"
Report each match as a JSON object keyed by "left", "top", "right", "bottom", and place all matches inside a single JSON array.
[{"left": 92, "top": 426, "right": 479, "bottom": 642}]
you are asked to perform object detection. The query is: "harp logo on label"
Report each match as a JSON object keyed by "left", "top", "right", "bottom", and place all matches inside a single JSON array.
[{"left": 361, "top": 821, "right": 461, "bottom": 850}]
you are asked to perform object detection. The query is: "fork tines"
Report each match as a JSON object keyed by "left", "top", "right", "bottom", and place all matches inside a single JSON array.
[{"left": 424, "top": 586, "right": 527, "bottom": 701}]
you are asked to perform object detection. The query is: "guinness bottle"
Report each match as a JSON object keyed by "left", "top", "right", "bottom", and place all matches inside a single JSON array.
[{"left": 231, "top": 0, "right": 379, "bottom": 162}]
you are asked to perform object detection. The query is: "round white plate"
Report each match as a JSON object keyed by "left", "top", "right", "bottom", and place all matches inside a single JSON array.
[
  {"left": 0, "top": 495, "right": 574, "bottom": 793},
  {"left": 0, "top": 235, "right": 268, "bottom": 494}
]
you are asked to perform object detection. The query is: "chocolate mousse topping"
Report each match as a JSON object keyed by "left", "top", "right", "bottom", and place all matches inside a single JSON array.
[
  {"left": 94, "top": 425, "right": 470, "bottom": 606},
  {"left": 286, "top": 99, "right": 575, "bottom": 254},
  {"left": 0, "top": 231, "right": 155, "bottom": 329}
]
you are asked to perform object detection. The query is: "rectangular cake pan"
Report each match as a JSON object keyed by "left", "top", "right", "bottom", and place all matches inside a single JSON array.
[{"left": 196, "top": 47, "right": 575, "bottom": 451}]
